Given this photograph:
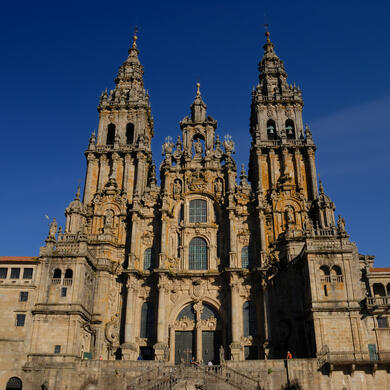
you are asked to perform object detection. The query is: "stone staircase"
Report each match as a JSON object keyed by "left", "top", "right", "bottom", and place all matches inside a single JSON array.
[{"left": 126, "top": 364, "right": 261, "bottom": 390}]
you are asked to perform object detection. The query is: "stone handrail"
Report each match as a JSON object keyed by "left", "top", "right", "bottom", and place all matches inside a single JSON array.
[
  {"left": 217, "top": 365, "right": 260, "bottom": 390},
  {"left": 366, "top": 296, "right": 390, "bottom": 307}
]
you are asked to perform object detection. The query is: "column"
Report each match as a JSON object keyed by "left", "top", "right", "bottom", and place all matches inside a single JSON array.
[
  {"left": 293, "top": 150, "right": 302, "bottom": 190},
  {"left": 268, "top": 149, "right": 276, "bottom": 188},
  {"left": 256, "top": 150, "right": 263, "bottom": 193},
  {"left": 154, "top": 275, "right": 169, "bottom": 360},
  {"left": 307, "top": 147, "right": 318, "bottom": 199},
  {"left": 228, "top": 211, "right": 237, "bottom": 267},
  {"left": 194, "top": 301, "right": 204, "bottom": 362},
  {"left": 230, "top": 275, "right": 242, "bottom": 360},
  {"left": 83, "top": 153, "right": 97, "bottom": 204},
  {"left": 135, "top": 154, "right": 147, "bottom": 197},
  {"left": 122, "top": 154, "right": 132, "bottom": 199},
  {"left": 122, "top": 274, "right": 139, "bottom": 360},
  {"left": 97, "top": 154, "right": 108, "bottom": 191}
]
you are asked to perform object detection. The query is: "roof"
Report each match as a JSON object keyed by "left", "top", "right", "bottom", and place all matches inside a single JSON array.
[
  {"left": 369, "top": 267, "right": 390, "bottom": 273},
  {"left": 0, "top": 256, "right": 38, "bottom": 263}
]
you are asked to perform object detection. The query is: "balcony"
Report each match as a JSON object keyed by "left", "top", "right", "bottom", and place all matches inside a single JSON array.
[
  {"left": 366, "top": 296, "right": 390, "bottom": 308},
  {"left": 320, "top": 275, "right": 343, "bottom": 283}
]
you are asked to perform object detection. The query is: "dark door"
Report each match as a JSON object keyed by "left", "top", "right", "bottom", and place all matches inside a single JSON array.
[
  {"left": 175, "top": 331, "right": 195, "bottom": 364},
  {"left": 202, "top": 331, "right": 221, "bottom": 364},
  {"left": 244, "top": 345, "right": 258, "bottom": 360},
  {"left": 140, "top": 346, "right": 154, "bottom": 360}
]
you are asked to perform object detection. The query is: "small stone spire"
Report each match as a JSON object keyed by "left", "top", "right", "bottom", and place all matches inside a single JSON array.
[
  {"left": 319, "top": 179, "right": 324, "bottom": 195},
  {"left": 190, "top": 82, "right": 207, "bottom": 123},
  {"left": 75, "top": 184, "right": 81, "bottom": 200}
]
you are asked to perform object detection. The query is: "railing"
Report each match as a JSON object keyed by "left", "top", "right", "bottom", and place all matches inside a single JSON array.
[
  {"left": 317, "top": 345, "right": 390, "bottom": 368},
  {"left": 126, "top": 365, "right": 257, "bottom": 390},
  {"left": 366, "top": 296, "right": 390, "bottom": 308},
  {"left": 320, "top": 275, "right": 343, "bottom": 283},
  {"left": 51, "top": 278, "right": 61, "bottom": 285},
  {"left": 63, "top": 278, "right": 73, "bottom": 286}
]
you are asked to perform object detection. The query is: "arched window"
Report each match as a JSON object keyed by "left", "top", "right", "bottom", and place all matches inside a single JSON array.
[
  {"left": 266, "top": 119, "right": 276, "bottom": 139},
  {"left": 241, "top": 246, "right": 253, "bottom": 269},
  {"left": 331, "top": 265, "right": 343, "bottom": 282},
  {"left": 177, "top": 304, "right": 195, "bottom": 321},
  {"left": 201, "top": 304, "right": 218, "bottom": 320},
  {"left": 143, "top": 248, "right": 154, "bottom": 271},
  {"left": 319, "top": 266, "right": 330, "bottom": 283},
  {"left": 387, "top": 283, "right": 390, "bottom": 296},
  {"left": 64, "top": 269, "right": 73, "bottom": 279},
  {"left": 373, "top": 283, "right": 386, "bottom": 297},
  {"left": 140, "top": 302, "right": 155, "bottom": 338},
  {"left": 189, "top": 237, "right": 208, "bottom": 270},
  {"left": 52, "top": 268, "right": 61, "bottom": 284},
  {"left": 285, "top": 119, "right": 295, "bottom": 139},
  {"left": 243, "top": 301, "right": 257, "bottom": 337},
  {"left": 126, "top": 123, "right": 134, "bottom": 144},
  {"left": 6, "top": 377, "right": 22, "bottom": 390},
  {"left": 106, "top": 124, "right": 116, "bottom": 145},
  {"left": 189, "top": 199, "right": 207, "bottom": 223}
]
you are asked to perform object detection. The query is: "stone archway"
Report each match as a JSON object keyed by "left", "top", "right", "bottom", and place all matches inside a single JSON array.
[
  {"left": 171, "top": 302, "right": 222, "bottom": 364},
  {"left": 6, "top": 377, "right": 22, "bottom": 390}
]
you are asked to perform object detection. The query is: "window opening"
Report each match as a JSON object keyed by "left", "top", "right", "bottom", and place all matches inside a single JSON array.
[
  {"left": 189, "top": 199, "right": 207, "bottom": 223},
  {"left": 0, "top": 267, "right": 7, "bottom": 279},
  {"left": 16, "top": 314, "right": 25, "bottom": 327},
  {"left": 267, "top": 119, "right": 276, "bottom": 139},
  {"left": 106, "top": 124, "right": 116, "bottom": 145},
  {"left": 143, "top": 248, "right": 154, "bottom": 271},
  {"left": 126, "top": 123, "right": 134, "bottom": 144},
  {"left": 140, "top": 302, "right": 155, "bottom": 338},
  {"left": 61, "top": 287, "right": 67, "bottom": 297},
  {"left": 10, "top": 268, "right": 20, "bottom": 279},
  {"left": 377, "top": 317, "right": 388, "bottom": 329},
  {"left": 23, "top": 268, "right": 33, "bottom": 279},
  {"left": 189, "top": 237, "right": 208, "bottom": 270},
  {"left": 243, "top": 301, "right": 257, "bottom": 337},
  {"left": 19, "top": 292, "right": 28, "bottom": 302},
  {"left": 54, "top": 345, "right": 61, "bottom": 354}
]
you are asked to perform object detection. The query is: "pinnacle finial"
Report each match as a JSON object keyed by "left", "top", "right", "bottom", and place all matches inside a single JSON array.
[
  {"left": 196, "top": 82, "right": 201, "bottom": 96},
  {"left": 265, "top": 30, "right": 271, "bottom": 43},
  {"left": 75, "top": 184, "right": 81, "bottom": 200},
  {"left": 319, "top": 179, "right": 324, "bottom": 195},
  {"left": 132, "top": 26, "right": 138, "bottom": 49}
]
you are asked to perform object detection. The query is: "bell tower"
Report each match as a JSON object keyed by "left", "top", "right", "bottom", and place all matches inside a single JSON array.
[
  {"left": 249, "top": 31, "right": 319, "bottom": 255},
  {"left": 83, "top": 29, "right": 154, "bottom": 207}
]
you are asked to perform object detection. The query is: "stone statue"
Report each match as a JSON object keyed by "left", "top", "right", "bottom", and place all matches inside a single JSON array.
[
  {"left": 214, "top": 179, "right": 223, "bottom": 194},
  {"left": 49, "top": 218, "right": 57, "bottom": 238},
  {"left": 219, "top": 345, "right": 225, "bottom": 364},
  {"left": 104, "top": 210, "right": 114, "bottom": 228},
  {"left": 337, "top": 215, "right": 346, "bottom": 231},
  {"left": 173, "top": 180, "right": 182, "bottom": 195},
  {"left": 194, "top": 139, "right": 203, "bottom": 155}
]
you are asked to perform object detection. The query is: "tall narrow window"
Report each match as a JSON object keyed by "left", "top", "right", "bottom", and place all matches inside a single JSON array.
[
  {"left": 52, "top": 268, "right": 61, "bottom": 284},
  {"left": 64, "top": 269, "right": 73, "bottom": 280},
  {"left": 267, "top": 119, "right": 276, "bottom": 139},
  {"left": 243, "top": 301, "right": 257, "bottom": 337},
  {"left": 126, "top": 123, "right": 134, "bottom": 144},
  {"left": 143, "top": 248, "right": 154, "bottom": 270},
  {"left": 19, "top": 292, "right": 28, "bottom": 302},
  {"left": 285, "top": 119, "right": 295, "bottom": 139},
  {"left": 189, "top": 199, "right": 207, "bottom": 223},
  {"left": 241, "top": 246, "right": 253, "bottom": 269},
  {"left": 189, "top": 237, "right": 208, "bottom": 270},
  {"left": 106, "top": 124, "right": 116, "bottom": 145},
  {"left": 140, "top": 302, "right": 155, "bottom": 338}
]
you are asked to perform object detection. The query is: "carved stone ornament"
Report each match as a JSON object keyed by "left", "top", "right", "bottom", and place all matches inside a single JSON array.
[
  {"left": 104, "top": 314, "right": 120, "bottom": 345},
  {"left": 200, "top": 317, "right": 217, "bottom": 330},
  {"left": 285, "top": 106, "right": 292, "bottom": 118},
  {"left": 141, "top": 231, "right": 154, "bottom": 246},
  {"left": 267, "top": 105, "right": 274, "bottom": 118},
  {"left": 174, "top": 317, "right": 195, "bottom": 330},
  {"left": 240, "top": 335, "right": 253, "bottom": 346},
  {"left": 188, "top": 170, "right": 207, "bottom": 191},
  {"left": 237, "top": 229, "right": 250, "bottom": 245},
  {"left": 192, "top": 280, "right": 204, "bottom": 300}
]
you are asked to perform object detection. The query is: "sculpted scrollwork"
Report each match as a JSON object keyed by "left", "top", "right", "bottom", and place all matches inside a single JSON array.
[
  {"left": 105, "top": 314, "right": 120, "bottom": 345},
  {"left": 174, "top": 316, "right": 195, "bottom": 330}
]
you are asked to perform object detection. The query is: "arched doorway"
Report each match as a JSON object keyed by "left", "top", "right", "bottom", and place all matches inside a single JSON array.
[
  {"left": 6, "top": 377, "right": 22, "bottom": 390},
  {"left": 172, "top": 302, "right": 222, "bottom": 365}
]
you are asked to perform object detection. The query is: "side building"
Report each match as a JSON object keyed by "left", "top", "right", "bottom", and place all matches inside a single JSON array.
[{"left": 1, "top": 31, "right": 390, "bottom": 390}]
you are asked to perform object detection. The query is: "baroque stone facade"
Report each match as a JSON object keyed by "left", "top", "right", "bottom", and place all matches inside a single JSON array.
[{"left": 1, "top": 31, "right": 390, "bottom": 389}]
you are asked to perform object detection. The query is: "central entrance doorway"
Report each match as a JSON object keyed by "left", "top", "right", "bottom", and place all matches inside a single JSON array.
[{"left": 172, "top": 302, "right": 222, "bottom": 364}]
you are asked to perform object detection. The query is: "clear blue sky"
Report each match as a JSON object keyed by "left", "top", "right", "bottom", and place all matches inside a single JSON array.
[{"left": 1, "top": 1, "right": 389, "bottom": 266}]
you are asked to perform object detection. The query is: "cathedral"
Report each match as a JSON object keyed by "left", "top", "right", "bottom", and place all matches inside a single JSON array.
[{"left": 1, "top": 30, "right": 390, "bottom": 390}]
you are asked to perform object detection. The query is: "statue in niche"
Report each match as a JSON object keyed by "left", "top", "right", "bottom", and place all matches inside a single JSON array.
[
  {"left": 104, "top": 210, "right": 114, "bottom": 228},
  {"left": 214, "top": 179, "right": 223, "bottom": 194},
  {"left": 285, "top": 207, "right": 294, "bottom": 226},
  {"left": 194, "top": 139, "right": 203, "bottom": 155},
  {"left": 173, "top": 180, "right": 182, "bottom": 196}
]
